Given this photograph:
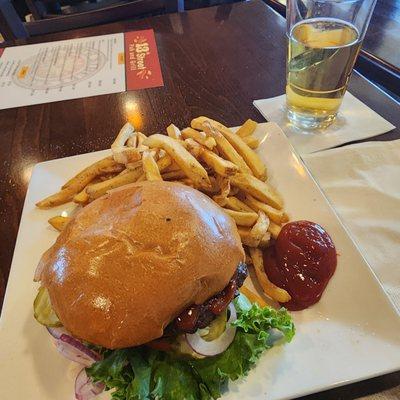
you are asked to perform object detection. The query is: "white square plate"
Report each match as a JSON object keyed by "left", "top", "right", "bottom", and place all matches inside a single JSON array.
[{"left": 0, "top": 122, "right": 399, "bottom": 400}]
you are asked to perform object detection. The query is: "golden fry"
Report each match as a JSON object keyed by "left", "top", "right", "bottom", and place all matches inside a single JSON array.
[
  {"left": 192, "top": 117, "right": 265, "bottom": 179},
  {"left": 236, "top": 119, "right": 258, "bottom": 137},
  {"left": 167, "top": 124, "right": 182, "bottom": 139},
  {"left": 237, "top": 227, "right": 270, "bottom": 247},
  {"left": 201, "top": 121, "right": 252, "bottom": 175},
  {"left": 62, "top": 157, "right": 123, "bottom": 189},
  {"left": 240, "top": 286, "right": 268, "bottom": 307},
  {"left": 201, "top": 149, "right": 239, "bottom": 177},
  {"left": 230, "top": 173, "right": 283, "bottom": 209},
  {"left": 48, "top": 216, "right": 71, "bottom": 232},
  {"left": 237, "top": 227, "right": 259, "bottom": 247},
  {"left": 212, "top": 176, "right": 231, "bottom": 206},
  {"left": 126, "top": 135, "right": 137, "bottom": 148},
  {"left": 251, "top": 211, "right": 270, "bottom": 243},
  {"left": 184, "top": 138, "right": 203, "bottom": 158},
  {"left": 86, "top": 168, "right": 143, "bottom": 201},
  {"left": 242, "top": 194, "right": 288, "bottom": 224},
  {"left": 112, "top": 147, "right": 142, "bottom": 165},
  {"left": 36, "top": 187, "right": 79, "bottom": 209},
  {"left": 224, "top": 196, "right": 254, "bottom": 212},
  {"left": 126, "top": 160, "right": 143, "bottom": 170},
  {"left": 242, "top": 136, "right": 260, "bottom": 149},
  {"left": 224, "top": 209, "right": 258, "bottom": 227},
  {"left": 217, "top": 125, "right": 266, "bottom": 179},
  {"left": 249, "top": 247, "right": 291, "bottom": 303},
  {"left": 162, "top": 170, "right": 188, "bottom": 180},
  {"left": 73, "top": 188, "right": 89, "bottom": 204},
  {"left": 181, "top": 127, "right": 216, "bottom": 150},
  {"left": 111, "top": 122, "right": 135, "bottom": 148},
  {"left": 268, "top": 221, "right": 282, "bottom": 239},
  {"left": 191, "top": 116, "right": 232, "bottom": 136},
  {"left": 142, "top": 151, "right": 162, "bottom": 181},
  {"left": 157, "top": 154, "right": 173, "bottom": 172},
  {"left": 111, "top": 123, "right": 138, "bottom": 163},
  {"left": 143, "top": 134, "right": 211, "bottom": 189}
]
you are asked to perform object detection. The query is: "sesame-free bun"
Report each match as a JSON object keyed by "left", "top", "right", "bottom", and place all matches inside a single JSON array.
[{"left": 38, "top": 181, "right": 244, "bottom": 349}]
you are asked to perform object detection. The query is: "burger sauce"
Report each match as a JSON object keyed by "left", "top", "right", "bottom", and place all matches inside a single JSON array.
[{"left": 264, "top": 221, "right": 337, "bottom": 311}]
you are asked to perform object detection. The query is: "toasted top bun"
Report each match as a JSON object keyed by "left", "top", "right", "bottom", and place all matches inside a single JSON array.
[{"left": 38, "top": 181, "right": 244, "bottom": 349}]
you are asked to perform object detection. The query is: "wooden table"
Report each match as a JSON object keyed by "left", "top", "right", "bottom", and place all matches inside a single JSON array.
[{"left": 0, "top": 0, "right": 399, "bottom": 398}]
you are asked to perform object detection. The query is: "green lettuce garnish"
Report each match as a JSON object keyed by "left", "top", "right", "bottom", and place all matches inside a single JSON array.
[{"left": 86, "top": 297, "right": 295, "bottom": 400}]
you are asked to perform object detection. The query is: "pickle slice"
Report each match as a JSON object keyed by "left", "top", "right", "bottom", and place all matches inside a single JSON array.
[
  {"left": 33, "top": 287, "right": 62, "bottom": 327},
  {"left": 200, "top": 309, "right": 228, "bottom": 342}
]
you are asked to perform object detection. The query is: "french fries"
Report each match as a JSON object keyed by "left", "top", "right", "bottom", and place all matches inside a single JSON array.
[
  {"left": 237, "top": 227, "right": 270, "bottom": 248},
  {"left": 236, "top": 119, "right": 258, "bottom": 137},
  {"left": 240, "top": 285, "right": 268, "bottom": 307},
  {"left": 73, "top": 188, "right": 90, "bottom": 204},
  {"left": 142, "top": 151, "right": 162, "bottom": 181},
  {"left": 268, "top": 221, "right": 282, "bottom": 239},
  {"left": 242, "top": 136, "right": 260, "bottom": 149},
  {"left": 201, "top": 149, "right": 239, "bottom": 177},
  {"left": 111, "top": 123, "right": 140, "bottom": 164},
  {"left": 191, "top": 116, "right": 232, "bottom": 137},
  {"left": 167, "top": 124, "right": 182, "bottom": 139},
  {"left": 86, "top": 168, "right": 143, "bottom": 201},
  {"left": 251, "top": 211, "right": 270, "bottom": 244},
  {"left": 249, "top": 247, "right": 291, "bottom": 303},
  {"left": 224, "top": 209, "right": 258, "bottom": 227},
  {"left": 162, "top": 170, "right": 188, "bottom": 180},
  {"left": 157, "top": 154, "right": 173, "bottom": 172},
  {"left": 48, "top": 216, "right": 71, "bottom": 231},
  {"left": 201, "top": 121, "right": 253, "bottom": 175},
  {"left": 230, "top": 173, "right": 283, "bottom": 209},
  {"left": 193, "top": 117, "right": 266, "bottom": 179},
  {"left": 212, "top": 176, "right": 231, "bottom": 206},
  {"left": 215, "top": 124, "right": 266, "bottom": 179},
  {"left": 242, "top": 194, "right": 288, "bottom": 224},
  {"left": 143, "top": 134, "right": 211, "bottom": 189},
  {"left": 224, "top": 196, "right": 254, "bottom": 212},
  {"left": 62, "top": 157, "right": 123, "bottom": 190},
  {"left": 181, "top": 127, "right": 216, "bottom": 150}
]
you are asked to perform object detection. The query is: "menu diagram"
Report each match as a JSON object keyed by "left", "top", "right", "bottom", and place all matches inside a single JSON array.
[{"left": 0, "top": 30, "right": 164, "bottom": 110}]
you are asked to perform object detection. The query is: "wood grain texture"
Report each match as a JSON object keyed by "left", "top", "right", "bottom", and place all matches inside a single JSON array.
[{"left": 0, "top": 1, "right": 399, "bottom": 397}]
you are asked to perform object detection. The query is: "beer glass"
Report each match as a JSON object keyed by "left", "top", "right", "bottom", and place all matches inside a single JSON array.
[{"left": 286, "top": 0, "right": 377, "bottom": 129}]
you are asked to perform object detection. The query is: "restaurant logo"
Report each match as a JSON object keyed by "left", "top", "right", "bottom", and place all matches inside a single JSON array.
[
  {"left": 124, "top": 29, "right": 164, "bottom": 90},
  {"left": 128, "top": 36, "right": 152, "bottom": 80}
]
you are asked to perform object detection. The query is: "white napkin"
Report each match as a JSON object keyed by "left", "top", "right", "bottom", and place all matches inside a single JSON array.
[
  {"left": 302, "top": 139, "right": 400, "bottom": 311},
  {"left": 303, "top": 139, "right": 400, "bottom": 399},
  {"left": 253, "top": 92, "right": 395, "bottom": 154}
]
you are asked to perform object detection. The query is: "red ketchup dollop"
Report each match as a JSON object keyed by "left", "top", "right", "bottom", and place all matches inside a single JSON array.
[{"left": 264, "top": 221, "right": 337, "bottom": 311}]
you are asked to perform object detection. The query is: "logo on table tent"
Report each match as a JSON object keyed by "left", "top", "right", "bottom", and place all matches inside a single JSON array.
[{"left": 128, "top": 36, "right": 152, "bottom": 80}]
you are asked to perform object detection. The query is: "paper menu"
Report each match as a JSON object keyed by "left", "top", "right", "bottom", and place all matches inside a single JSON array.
[{"left": 0, "top": 29, "right": 164, "bottom": 110}]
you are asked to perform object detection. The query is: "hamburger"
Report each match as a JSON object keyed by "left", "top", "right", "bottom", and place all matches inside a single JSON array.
[{"left": 33, "top": 181, "right": 294, "bottom": 400}]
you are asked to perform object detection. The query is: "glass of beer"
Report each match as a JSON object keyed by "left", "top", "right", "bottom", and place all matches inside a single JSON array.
[{"left": 286, "top": 0, "right": 377, "bottom": 129}]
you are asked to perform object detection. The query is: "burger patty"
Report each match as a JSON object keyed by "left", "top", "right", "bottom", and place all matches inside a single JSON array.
[{"left": 174, "top": 262, "right": 248, "bottom": 334}]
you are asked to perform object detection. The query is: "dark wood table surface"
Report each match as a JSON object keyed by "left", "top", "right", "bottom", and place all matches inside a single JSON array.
[
  {"left": 0, "top": 0, "right": 399, "bottom": 398},
  {"left": 364, "top": 0, "right": 400, "bottom": 72}
]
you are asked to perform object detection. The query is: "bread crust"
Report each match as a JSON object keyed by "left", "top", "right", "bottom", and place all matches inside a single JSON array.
[{"left": 38, "top": 181, "right": 244, "bottom": 348}]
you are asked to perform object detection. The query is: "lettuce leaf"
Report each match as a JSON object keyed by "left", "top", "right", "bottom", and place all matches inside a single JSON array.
[{"left": 86, "top": 301, "right": 294, "bottom": 400}]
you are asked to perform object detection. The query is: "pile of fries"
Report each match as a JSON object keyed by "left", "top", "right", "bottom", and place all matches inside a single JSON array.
[{"left": 37, "top": 117, "right": 291, "bottom": 305}]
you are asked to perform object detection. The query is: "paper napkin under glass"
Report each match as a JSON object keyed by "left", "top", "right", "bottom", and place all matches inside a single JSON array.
[
  {"left": 253, "top": 92, "right": 395, "bottom": 154},
  {"left": 302, "top": 139, "right": 400, "bottom": 311}
]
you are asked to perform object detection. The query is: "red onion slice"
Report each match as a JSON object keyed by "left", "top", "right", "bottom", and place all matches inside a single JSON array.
[
  {"left": 47, "top": 326, "right": 70, "bottom": 339},
  {"left": 75, "top": 368, "right": 105, "bottom": 400},
  {"left": 55, "top": 334, "right": 102, "bottom": 367},
  {"left": 185, "top": 302, "right": 237, "bottom": 357}
]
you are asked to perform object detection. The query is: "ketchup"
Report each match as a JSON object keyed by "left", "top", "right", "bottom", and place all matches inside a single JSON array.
[{"left": 264, "top": 221, "right": 337, "bottom": 311}]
